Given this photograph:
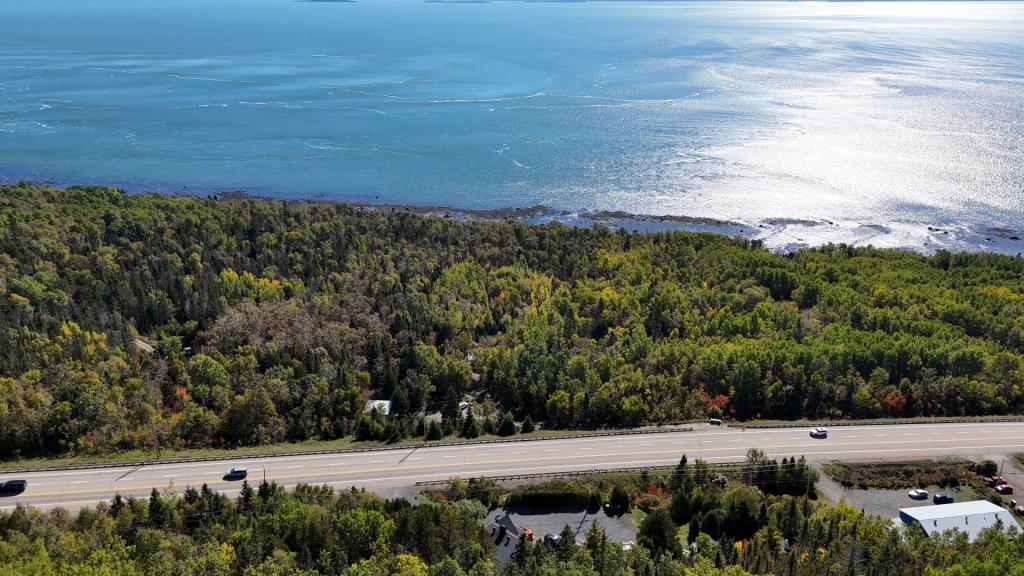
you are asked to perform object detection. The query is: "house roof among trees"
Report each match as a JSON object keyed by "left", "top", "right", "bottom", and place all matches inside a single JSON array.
[{"left": 363, "top": 400, "right": 392, "bottom": 415}]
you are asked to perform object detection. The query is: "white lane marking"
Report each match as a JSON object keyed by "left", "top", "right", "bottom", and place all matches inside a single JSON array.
[
  {"left": 13, "top": 422, "right": 1024, "bottom": 481},
  {"left": 2, "top": 498, "right": 104, "bottom": 511},
  {"left": 286, "top": 466, "right": 303, "bottom": 469},
  {"left": 15, "top": 441, "right": 1024, "bottom": 511},
  {"left": 71, "top": 480, "right": 89, "bottom": 484},
  {"left": 16, "top": 430, "right": 1015, "bottom": 487},
  {"left": 334, "top": 444, "right": 1024, "bottom": 485}
]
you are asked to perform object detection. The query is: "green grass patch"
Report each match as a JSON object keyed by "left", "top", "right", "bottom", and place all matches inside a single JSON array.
[
  {"left": 631, "top": 507, "right": 647, "bottom": 527},
  {"left": 504, "top": 479, "right": 602, "bottom": 509},
  {"left": 823, "top": 460, "right": 974, "bottom": 490}
]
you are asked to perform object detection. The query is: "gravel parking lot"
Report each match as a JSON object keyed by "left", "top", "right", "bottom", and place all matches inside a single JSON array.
[{"left": 817, "top": 467, "right": 985, "bottom": 519}]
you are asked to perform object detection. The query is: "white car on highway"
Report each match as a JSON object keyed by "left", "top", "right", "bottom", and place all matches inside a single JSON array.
[{"left": 809, "top": 427, "right": 828, "bottom": 439}]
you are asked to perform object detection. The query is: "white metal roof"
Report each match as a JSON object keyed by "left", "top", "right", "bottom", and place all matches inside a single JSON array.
[
  {"left": 363, "top": 399, "right": 392, "bottom": 415},
  {"left": 899, "top": 500, "right": 1020, "bottom": 541}
]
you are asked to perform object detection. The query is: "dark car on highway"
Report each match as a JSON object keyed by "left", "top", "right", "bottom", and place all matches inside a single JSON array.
[
  {"left": 0, "top": 479, "right": 28, "bottom": 494},
  {"left": 933, "top": 493, "right": 954, "bottom": 504},
  {"left": 223, "top": 468, "right": 248, "bottom": 481}
]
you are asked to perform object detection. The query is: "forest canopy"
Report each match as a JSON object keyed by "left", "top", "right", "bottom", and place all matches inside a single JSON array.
[{"left": 1, "top": 183, "right": 1023, "bottom": 457}]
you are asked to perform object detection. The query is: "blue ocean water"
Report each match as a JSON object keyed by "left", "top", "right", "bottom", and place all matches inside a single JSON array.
[{"left": 1, "top": 0, "right": 1023, "bottom": 251}]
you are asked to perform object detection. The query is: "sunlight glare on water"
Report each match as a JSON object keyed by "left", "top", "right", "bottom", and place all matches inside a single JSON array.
[{"left": 0, "top": 0, "right": 1022, "bottom": 252}]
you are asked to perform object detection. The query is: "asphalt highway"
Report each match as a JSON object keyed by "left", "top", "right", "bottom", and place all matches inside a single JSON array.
[{"left": 3, "top": 422, "right": 1023, "bottom": 511}]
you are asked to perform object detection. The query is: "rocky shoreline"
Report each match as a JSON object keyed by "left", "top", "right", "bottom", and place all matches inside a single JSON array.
[
  {"left": 13, "top": 180, "right": 1024, "bottom": 256},
  {"left": 276, "top": 194, "right": 1024, "bottom": 257}
]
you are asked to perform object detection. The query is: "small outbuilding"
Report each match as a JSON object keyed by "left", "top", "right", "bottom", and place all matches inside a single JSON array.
[
  {"left": 362, "top": 399, "right": 392, "bottom": 416},
  {"left": 898, "top": 500, "right": 1020, "bottom": 541}
]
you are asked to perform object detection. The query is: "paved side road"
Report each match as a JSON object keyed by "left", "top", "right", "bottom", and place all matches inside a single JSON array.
[{"left": 2, "top": 422, "right": 1024, "bottom": 511}]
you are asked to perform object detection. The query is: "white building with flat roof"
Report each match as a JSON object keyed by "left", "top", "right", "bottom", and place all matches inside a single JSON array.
[{"left": 898, "top": 500, "right": 1020, "bottom": 542}]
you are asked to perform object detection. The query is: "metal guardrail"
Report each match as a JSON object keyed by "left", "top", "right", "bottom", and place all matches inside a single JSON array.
[
  {"left": 740, "top": 416, "right": 1024, "bottom": 429},
  {"left": 0, "top": 426, "right": 695, "bottom": 474},
  {"left": 414, "top": 460, "right": 742, "bottom": 486}
]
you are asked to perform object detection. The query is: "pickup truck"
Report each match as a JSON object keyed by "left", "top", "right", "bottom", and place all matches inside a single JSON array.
[{"left": 223, "top": 468, "right": 248, "bottom": 481}]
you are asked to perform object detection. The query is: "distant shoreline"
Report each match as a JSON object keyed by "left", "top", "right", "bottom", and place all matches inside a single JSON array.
[
  {"left": 210, "top": 189, "right": 1024, "bottom": 257},
  {"left": 6, "top": 178, "right": 1023, "bottom": 257}
]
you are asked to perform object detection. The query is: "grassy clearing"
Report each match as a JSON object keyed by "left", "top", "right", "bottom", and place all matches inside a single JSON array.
[
  {"left": 823, "top": 460, "right": 975, "bottom": 490},
  {"left": 630, "top": 507, "right": 647, "bottom": 528}
]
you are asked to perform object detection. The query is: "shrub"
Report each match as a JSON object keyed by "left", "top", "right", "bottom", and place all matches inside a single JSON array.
[
  {"left": 609, "top": 485, "right": 631, "bottom": 511},
  {"left": 465, "top": 477, "right": 502, "bottom": 509},
  {"left": 635, "top": 485, "right": 670, "bottom": 513},
  {"left": 973, "top": 460, "right": 999, "bottom": 476},
  {"left": 425, "top": 420, "right": 444, "bottom": 441},
  {"left": 505, "top": 479, "right": 597, "bottom": 508},
  {"left": 497, "top": 412, "right": 517, "bottom": 436},
  {"left": 521, "top": 415, "right": 535, "bottom": 434}
]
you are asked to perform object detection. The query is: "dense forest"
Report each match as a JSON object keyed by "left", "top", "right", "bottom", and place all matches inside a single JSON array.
[
  {"left": 0, "top": 452, "right": 1021, "bottom": 575},
  {"left": 2, "top": 183, "right": 1024, "bottom": 457}
]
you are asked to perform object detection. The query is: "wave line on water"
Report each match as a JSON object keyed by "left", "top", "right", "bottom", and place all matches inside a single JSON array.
[{"left": 167, "top": 74, "right": 255, "bottom": 84}]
